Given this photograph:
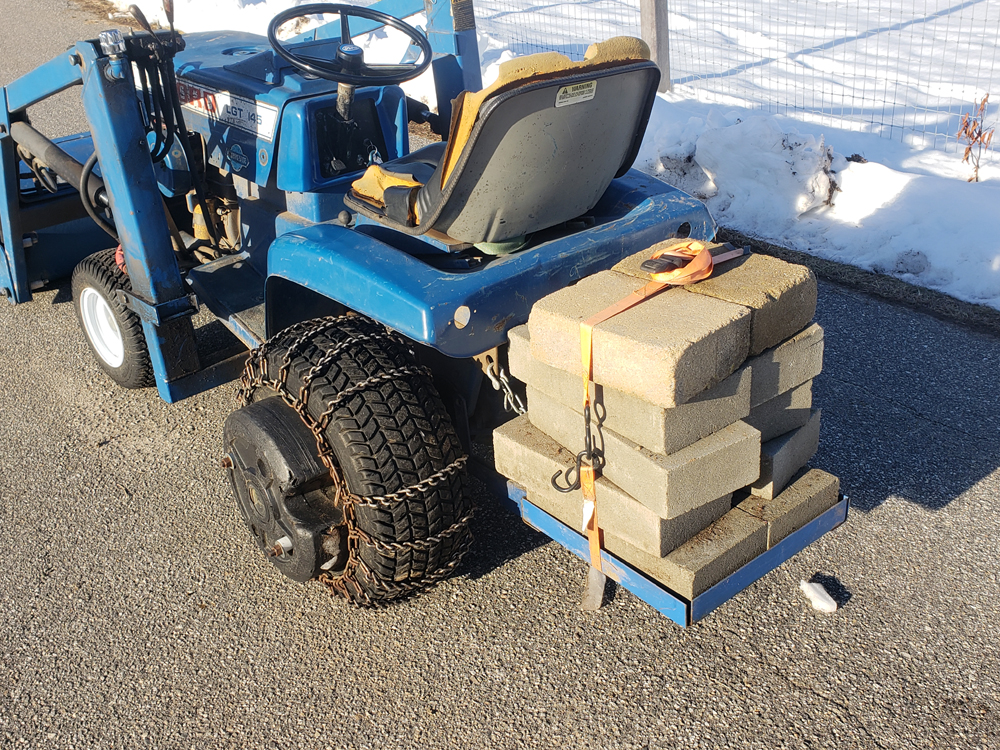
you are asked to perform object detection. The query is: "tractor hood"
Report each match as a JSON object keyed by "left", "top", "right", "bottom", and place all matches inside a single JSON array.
[{"left": 171, "top": 31, "right": 405, "bottom": 190}]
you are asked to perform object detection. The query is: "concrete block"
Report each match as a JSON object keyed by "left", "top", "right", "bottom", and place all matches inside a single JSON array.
[
  {"left": 614, "top": 245, "right": 817, "bottom": 356},
  {"left": 745, "top": 380, "right": 813, "bottom": 442},
  {"left": 494, "top": 416, "right": 731, "bottom": 556},
  {"left": 747, "top": 323, "right": 824, "bottom": 408},
  {"left": 736, "top": 467, "right": 840, "bottom": 548},
  {"left": 508, "top": 324, "right": 751, "bottom": 455},
  {"left": 751, "top": 409, "right": 821, "bottom": 500},
  {"left": 526, "top": 386, "right": 761, "bottom": 518},
  {"left": 527, "top": 271, "right": 751, "bottom": 407},
  {"left": 598, "top": 507, "right": 768, "bottom": 600}
]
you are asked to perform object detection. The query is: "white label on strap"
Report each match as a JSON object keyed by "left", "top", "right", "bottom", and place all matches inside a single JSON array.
[
  {"left": 581, "top": 498, "right": 595, "bottom": 534},
  {"left": 555, "top": 80, "right": 597, "bottom": 108}
]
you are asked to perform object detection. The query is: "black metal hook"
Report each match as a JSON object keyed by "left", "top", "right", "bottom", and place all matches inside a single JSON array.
[
  {"left": 551, "top": 450, "right": 588, "bottom": 493},
  {"left": 550, "top": 448, "right": 604, "bottom": 493},
  {"left": 550, "top": 403, "right": 605, "bottom": 492}
]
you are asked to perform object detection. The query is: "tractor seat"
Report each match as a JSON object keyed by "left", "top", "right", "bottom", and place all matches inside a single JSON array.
[{"left": 344, "top": 37, "right": 661, "bottom": 251}]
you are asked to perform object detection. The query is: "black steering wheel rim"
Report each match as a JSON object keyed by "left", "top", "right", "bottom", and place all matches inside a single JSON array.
[{"left": 267, "top": 3, "right": 432, "bottom": 86}]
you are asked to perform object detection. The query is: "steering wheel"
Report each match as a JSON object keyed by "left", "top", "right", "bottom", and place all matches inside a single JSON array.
[{"left": 267, "top": 3, "right": 432, "bottom": 86}]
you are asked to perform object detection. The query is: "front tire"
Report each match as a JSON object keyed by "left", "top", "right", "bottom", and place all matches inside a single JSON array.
[
  {"left": 235, "top": 315, "right": 473, "bottom": 605},
  {"left": 71, "top": 248, "right": 154, "bottom": 389}
]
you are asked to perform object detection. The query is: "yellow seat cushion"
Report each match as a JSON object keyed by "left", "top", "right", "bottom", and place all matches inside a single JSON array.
[
  {"left": 350, "top": 164, "right": 424, "bottom": 223},
  {"left": 439, "top": 37, "right": 651, "bottom": 187}
]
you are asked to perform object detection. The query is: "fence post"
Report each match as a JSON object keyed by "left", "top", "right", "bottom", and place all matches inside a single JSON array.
[{"left": 640, "top": 0, "right": 671, "bottom": 92}]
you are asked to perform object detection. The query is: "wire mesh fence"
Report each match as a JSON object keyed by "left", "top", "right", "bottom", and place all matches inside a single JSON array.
[
  {"left": 473, "top": 0, "right": 641, "bottom": 61},
  {"left": 472, "top": 0, "right": 999, "bottom": 155}
]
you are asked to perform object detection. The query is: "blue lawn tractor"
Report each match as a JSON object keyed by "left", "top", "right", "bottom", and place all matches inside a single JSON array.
[{"left": 0, "top": 1, "right": 715, "bottom": 605}]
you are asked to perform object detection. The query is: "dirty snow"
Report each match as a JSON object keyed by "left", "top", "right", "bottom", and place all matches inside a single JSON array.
[{"left": 113, "top": 0, "right": 1000, "bottom": 311}]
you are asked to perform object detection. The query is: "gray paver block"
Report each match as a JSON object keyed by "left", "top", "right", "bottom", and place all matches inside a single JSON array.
[
  {"left": 747, "top": 323, "right": 824, "bottom": 407},
  {"left": 614, "top": 246, "right": 817, "bottom": 356},
  {"left": 508, "top": 324, "right": 751, "bottom": 455},
  {"left": 494, "top": 416, "right": 731, "bottom": 556},
  {"left": 745, "top": 380, "right": 813, "bottom": 442},
  {"left": 736, "top": 467, "right": 840, "bottom": 548},
  {"left": 751, "top": 409, "right": 821, "bottom": 500},
  {"left": 597, "top": 507, "right": 769, "bottom": 600},
  {"left": 527, "top": 271, "right": 751, "bottom": 407},
  {"left": 526, "top": 386, "right": 761, "bottom": 518}
]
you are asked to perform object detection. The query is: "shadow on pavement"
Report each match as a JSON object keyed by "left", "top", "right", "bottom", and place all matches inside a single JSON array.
[
  {"left": 814, "top": 281, "right": 1000, "bottom": 512},
  {"left": 461, "top": 478, "right": 549, "bottom": 581}
]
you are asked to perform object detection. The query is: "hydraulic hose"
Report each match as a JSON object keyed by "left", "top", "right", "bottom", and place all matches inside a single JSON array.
[
  {"left": 9, "top": 121, "right": 106, "bottom": 205},
  {"left": 80, "top": 152, "right": 118, "bottom": 241}
]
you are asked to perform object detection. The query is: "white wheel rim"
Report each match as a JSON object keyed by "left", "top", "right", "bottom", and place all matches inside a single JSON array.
[{"left": 80, "top": 286, "right": 125, "bottom": 368}]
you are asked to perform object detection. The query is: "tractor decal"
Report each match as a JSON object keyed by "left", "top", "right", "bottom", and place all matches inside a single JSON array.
[{"left": 177, "top": 80, "right": 279, "bottom": 141}]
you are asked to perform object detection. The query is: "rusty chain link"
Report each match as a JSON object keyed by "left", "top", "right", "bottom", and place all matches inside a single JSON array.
[
  {"left": 352, "top": 512, "right": 477, "bottom": 554},
  {"left": 235, "top": 315, "right": 473, "bottom": 606}
]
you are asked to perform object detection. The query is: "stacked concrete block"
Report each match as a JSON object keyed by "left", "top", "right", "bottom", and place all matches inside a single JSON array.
[
  {"left": 750, "top": 409, "right": 821, "bottom": 500},
  {"left": 525, "top": 385, "right": 759, "bottom": 518},
  {"left": 745, "top": 380, "right": 813, "bottom": 441},
  {"left": 746, "top": 323, "right": 824, "bottom": 408},
  {"left": 508, "top": 325, "right": 752, "bottom": 455},
  {"left": 494, "top": 239, "right": 839, "bottom": 600},
  {"left": 603, "top": 508, "right": 768, "bottom": 600},
  {"left": 736, "top": 468, "right": 840, "bottom": 548},
  {"left": 495, "top": 417, "right": 732, "bottom": 557},
  {"left": 528, "top": 272, "right": 752, "bottom": 407},
  {"left": 613, "top": 249, "right": 817, "bottom": 357}
]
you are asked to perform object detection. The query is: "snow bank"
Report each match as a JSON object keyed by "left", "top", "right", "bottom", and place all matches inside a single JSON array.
[{"left": 639, "top": 104, "right": 1000, "bottom": 310}]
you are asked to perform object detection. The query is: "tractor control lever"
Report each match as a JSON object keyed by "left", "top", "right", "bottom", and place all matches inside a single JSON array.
[
  {"left": 127, "top": 4, "right": 156, "bottom": 37},
  {"left": 333, "top": 45, "right": 363, "bottom": 120}
]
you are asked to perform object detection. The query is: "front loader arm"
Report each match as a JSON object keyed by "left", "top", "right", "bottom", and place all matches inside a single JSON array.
[{"left": 0, "top": 33, "right": 201, "bottom": 400}]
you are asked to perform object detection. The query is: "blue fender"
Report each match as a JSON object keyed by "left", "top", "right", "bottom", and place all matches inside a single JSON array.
[{"left": 266, "top": 171, "right": 716, "bottom": 358}]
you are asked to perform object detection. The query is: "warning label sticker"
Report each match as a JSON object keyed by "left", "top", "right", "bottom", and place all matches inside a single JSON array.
[
  {"left": 177, "top": 81, "right": 279, "bottom": 142},
  {"left": 555, "top": 80, "right": 597, "bottom": 108}
]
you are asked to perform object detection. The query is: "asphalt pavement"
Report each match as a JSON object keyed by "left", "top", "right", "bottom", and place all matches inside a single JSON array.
[{"left": 1, "top": 2, "right": 998, "bottom": 748}]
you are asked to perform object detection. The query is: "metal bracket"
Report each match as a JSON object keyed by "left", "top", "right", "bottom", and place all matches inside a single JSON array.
[
  {"left": 473, "top": 347, "right": 526, "bottom": 415},
  {"left": 114, "top": 289, "right": 198, "bottom": 326}
]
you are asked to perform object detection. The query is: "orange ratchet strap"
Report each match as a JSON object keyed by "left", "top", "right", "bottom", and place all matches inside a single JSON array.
[{"left": 574, "top": 239, "right": 745, "bottom": 572}]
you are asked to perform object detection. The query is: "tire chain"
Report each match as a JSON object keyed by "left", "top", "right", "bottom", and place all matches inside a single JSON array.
[{"left": 235, "top": 314, "right": 474, "bottom": 606}]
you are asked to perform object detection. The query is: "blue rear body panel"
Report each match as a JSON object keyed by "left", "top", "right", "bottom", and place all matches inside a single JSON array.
[{"left": 266, "top": 171, "right": 715, "bottom": 356}]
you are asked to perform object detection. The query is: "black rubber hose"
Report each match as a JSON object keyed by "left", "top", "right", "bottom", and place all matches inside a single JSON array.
[
  {"left": 155, "top": 63, "right": 176, "bottom": 158},
  {"left": 163, "top": 63, "right": 222, "bottom": 248},
  {"left": 9, "top": 121, "right": 105, "bottom": 201},
  {"left": 146, "top": 64, "right": 174, "bottom": 163},
  {"left": 80, "top": 152, "right": 118, "bottom": 241},
  {"left": 135, "top": 62, "right": 164, "bottom": 161}
]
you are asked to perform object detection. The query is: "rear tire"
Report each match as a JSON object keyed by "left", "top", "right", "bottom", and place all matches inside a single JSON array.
[
  {"left": 236, "top": 315, "right": 473, "bottom": 604},
  {"left": 71, "top": 248, "right": 154, "bottom": 389}
]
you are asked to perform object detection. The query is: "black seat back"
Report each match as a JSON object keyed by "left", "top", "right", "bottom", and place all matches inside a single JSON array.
[{"left": 415, "top": 61, "right": 660, "bottom": 244}]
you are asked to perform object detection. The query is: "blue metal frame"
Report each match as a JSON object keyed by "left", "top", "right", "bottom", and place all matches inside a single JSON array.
[
  {"left": 0, "top": 40, "right": 202, "bottom": 400},
  {"left": 266, "top": 173, "right": 714, "bottom": 354},
  {"left": 0, "top": 88, "right": 27, "bottom": 302},
  {"left": 76, "top": 42, "right": 202, "bottom": 399},
  {"left": 508, "top": 483, "right": 850, "bottom": 626}
]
